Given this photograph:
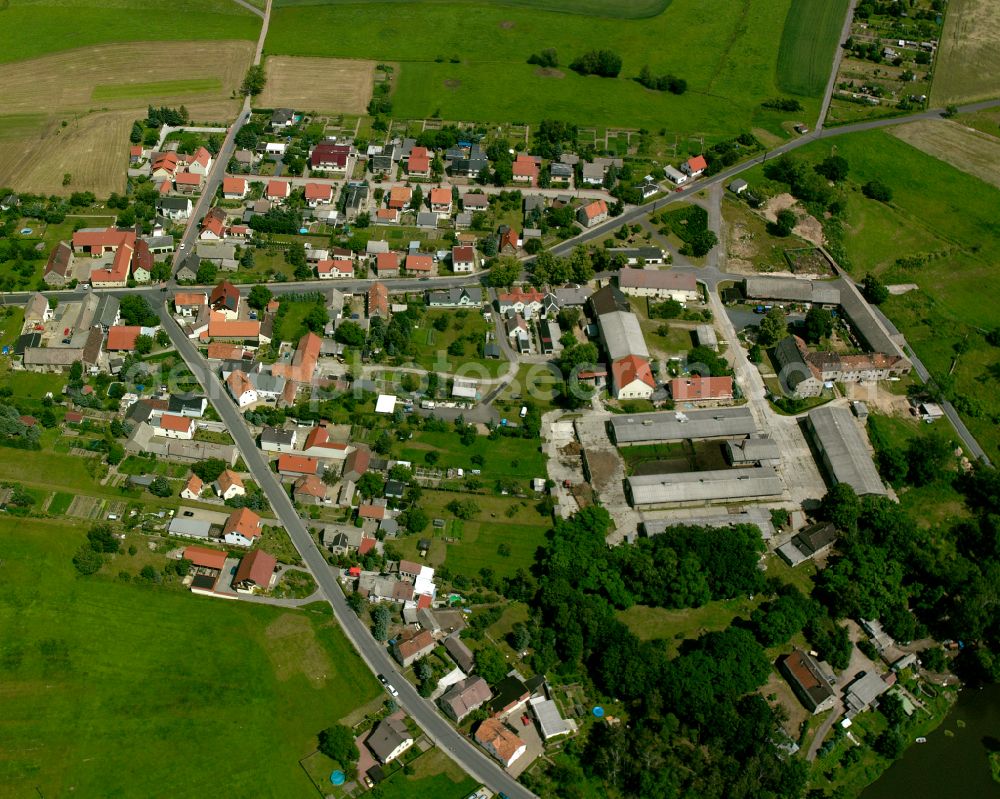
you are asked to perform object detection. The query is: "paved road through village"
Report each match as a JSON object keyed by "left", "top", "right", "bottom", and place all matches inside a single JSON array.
[{"left": 156, "top": 301, "right": 536, "bottom": 799}]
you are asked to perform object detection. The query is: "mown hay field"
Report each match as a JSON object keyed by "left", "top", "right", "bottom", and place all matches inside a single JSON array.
[
  {"left": 931, "top": 0, "right": 1000, "bottom": 105},
  {"left": 258, "top": 56, "right": 375, "bottom": 115},
  {"left": 891, "top": 119, "right": 1000, "bottom": 190}
]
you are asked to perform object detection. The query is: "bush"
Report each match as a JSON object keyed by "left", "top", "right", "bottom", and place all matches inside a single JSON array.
[
  {"left": 569, "top": 49, "right": 622, "bottom": 78},
  {"left": 73, "top": 545, "right": 103, "bottom": 575},
  {"left": 862, "top": 180, "right": 893, "bottom": 202}
]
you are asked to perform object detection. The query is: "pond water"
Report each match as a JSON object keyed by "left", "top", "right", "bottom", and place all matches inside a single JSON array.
[{"left": 860, "top": 682, "right": 1000, "bottom": 799}]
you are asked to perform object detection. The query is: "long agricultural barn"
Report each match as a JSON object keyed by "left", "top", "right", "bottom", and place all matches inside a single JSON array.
[
  {"left": 609, "top": 407, "right": 756, "bottom": 445},
  {"left": 805, "top": 406, "right": 887, "bottom": 496},
  {"left": 625, "top": 466, "right": 783, "bottom": 508}
]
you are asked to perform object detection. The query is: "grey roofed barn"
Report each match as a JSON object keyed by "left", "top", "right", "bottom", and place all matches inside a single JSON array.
[
  {"left": 625, "top": 466, "right": 783, "bottom": 507},
  {"left": 597, "top": 310, "right": 649, "bottom": 361},
  {"left": 744, "top": 276, "right": 841, "bottom": 305},
  {"left": 806, "top": 406, "right": 886, "bottom": 496},
  {"left": 609, "top": 407, "right": 756, "bottom": 445}
]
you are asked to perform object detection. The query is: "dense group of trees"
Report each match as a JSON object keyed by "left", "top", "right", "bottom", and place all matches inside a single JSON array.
[
  {"left": 636, "top": 65, "right": 687, "bottom": 94},
  {"left": 569, "top": 49, "right": 622, "bottom": 78},
  {"left": 0, "top": 403, "right": 41, "bottom": 450},
  {"left": 658, "top": 205, "right": 718, "bottom": 257}
]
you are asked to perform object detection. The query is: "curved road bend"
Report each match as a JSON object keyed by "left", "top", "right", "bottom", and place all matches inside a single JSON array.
[{"left": 156, "top": 302, "right": 535, "bottom": 799}]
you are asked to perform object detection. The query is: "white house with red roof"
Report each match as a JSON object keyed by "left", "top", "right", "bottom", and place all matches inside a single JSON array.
[
  {"left": 222, "top": 177, "right": 248, "bottom": 200},
  {"left": 429, "top": 187, "right": 452, "bottom": 217},
  {"left": 226, "top": 370, "right": 258, "bottom": 408},
  {"left": 512, "top": 154, "right": 539, "bottom": 186},
  {"left": 611, "top": 355, "right": 656, "bottom": 400},
  {"left": 496, "top": 287, "right": 546, "bottom": 316},
  {"left": 577, "top": 199, "right": 608, "bottom": 229},
  {"left": 451, "top": 245, "right": 476, "bottom": 273},
  {"left": 174, "top": 172, "right": 203, "bottom": 194},
  {"left": 407, "top": 146, "right": 431, "bottom": 177},
  {"left": 304, "top": 182, "right": 334, "bottom": 207},
  {"left": 156, "top": 413, "right": 196, "bottom": 440},
  {"left": 223, "top": 507, "right": 263, "bottom": 548},
  {"left": 183, "top": 147, "right": 213, "bottom": 176},
  {"left": 151, "top": 152, "right": 178, "bottom": 180},
  {"left": 266, "top": 180, "right": 291, "bottom": 202},
  {"left": 682, "top": 155, "right": 708, "bottom": 177},
  {"left": 181, "top": 474, "right": 204, "bottom": 500},
  {"left": 301, "top": 426, "right": 350, "bottom": 460},
  {"left": 213, "top": 468, "right": 246, "bottom": 500},
  {"left": 317, "top": 259, "right": 354, "bottom": 279},
  {"left": 405, "top": 254, "right": 434, "bottom": 275}
]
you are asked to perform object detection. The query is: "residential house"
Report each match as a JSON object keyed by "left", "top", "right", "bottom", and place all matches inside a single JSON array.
[
  {"left": 317, "top": 258, "right": 354, "bottom": 279},
  {"left": 105, "top": 325, "right": 142, "bottom": 352},
  {"left": 451, "top": 245, "right": 476, "bottom": 273},
  {"left": 24, "top": 293, "right": 52, "bottom": 324},
  {"left": 266, "top": 180, "right": 291, "bottom": 203},
  {"left": 367, "top": 282, "right": 389, "bottom": 318},
  {"left": 607, "top": 246, "right": 667, "bottom": 266},
  {"left": 130, "top": 239, "right": 154, "bottom": 282},
  {"left": 168, "top": 392, "right": 207, "bottom": 417},
  {"left": 366, "top": 717, "right": 413, "bottom": 765},
  {"left": 392, "top": 629, "right": 436, "bottom": 667},
  {"left": 209, "top": 280, "right": 240, "bottom": 318},
  {"left": 174, "top": 291, "right": 207, "bottom": 317},
  {"left": 670, "top": 375, "right": 734, "bottom": 402},
  {"left": 475, "top": 719, "right": 527, "bottom": 768},
  {"left": 222, "top": 507, "right": 263, "bottom": 548},
  {"left": 43, "top": 242, "right": 74, "bottom": 286},
  {"left": 407, "top": 146, "right": 430, "bottom": 177},
  {"left": 780, "top": 648, "right": 837, "bottom": 714},
  {"left": 270, "top": 108, "right": 295, "bottom": 129},
  {"left": 405, "top": 254, "right": 434, "bottom": 276},
  {"left": 232, "top": 549, "right": 277, "bottom": 593},
  {"left": 174, "top": 172, "right": 203, "bottom": 194},
  {"left": 387, "top": 186, "right": 412, "bottom": 210},
  {"left": 277, "top": 453, "right": 319, "bottom": 477},
  {"left": 612, "top": 355, "right": 656, "bottom": 400},
  {"left": 618, "top": 267, "right": 699, "bottom": 302},
  {"left": 443, "top": 634, "right": 475, "bottom": 673},
  {"left": 156, "top": 413, "right": 195, "bottom": 440},
  {"left": 682, "top": 155, "right": 708, "bottom": 177},
  {"left": 222, "top": 177, "right": 248, "bottom": 200},
  {"left": 550, "top": 162, "right": 573, "bottom": 183},
  {"left": 304, "top": 182, "right": 334, "bottom": 207},
  {"left": 577, "top": 199, "right": 608, "bottom": 228},
  {"left": 375, "top": 208, "right": 400, "bottom": 225},
  {"left": 343, "top": 445, "right": 371, "bottom": 483},
  {"left": 214, "top": 469, "right": 245, "bottom": 500},
  {"left": 157, "top": 196, "right": 193, "bottom": 221},
  {"left": 581, "top": 161, "right": 606, "bottom": 186},
  {"left": 181, "top": 474, "right": 204, "bottom": 500},
  {"left": 498, "top": 227, "right": 518, "bottom": 256},
  {"left": 497, "top": 287, "right": 545, "bottom": 317},
  {"left": 664, "top": 165, "right": 688, "bottom": 185},
  {"left": 226, "top": 370, "right": 258, "bottom": 407},
  {"left": 427, "top": 287, "right": 483, "bottom": 308},
  {"left": 342, "top": 182, "right": 370, "bottom": 220},
  {"left": 429, "top": 187, "right": 452, "bottom": 217},
  {"left": 260, "top": 426, "right": 297, "bottom": 453},
  {"left": 301, "top": 425, "right": 350, "bottom": 460},
  {"left": 462, "top": 193, "right": 489, "bottom": 211},
  {"left": 309, "top": 142, "right": 351, "bottom": 171},
  {"left": 512, "top": 153, "right": 539, "bottom": 186},
  {"left": 294, "top": 474, "right": 328, "bottom": 505},
  {"left": 505, "top": 313, "right": 530, "bottom": 353},
  {"left": 440, "top": 676, "right": 492, "bottom": 722},
  {"left": 151, "top": 152, "right": 178, "bottom": 180}
]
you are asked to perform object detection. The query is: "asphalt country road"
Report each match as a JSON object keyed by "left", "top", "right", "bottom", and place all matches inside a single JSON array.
[{"left": 156, "top": 301, "right": 535, "bottom": 799}]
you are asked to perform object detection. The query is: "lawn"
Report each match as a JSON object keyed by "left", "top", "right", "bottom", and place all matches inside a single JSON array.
[
  {"left": 0, "top": 0, "right": 260, "bottom": 64},
  {"left": 374, "top": 747, "right": 479, "bottom": 799},
  {"left": 265, "top": 0, "right": 822, "bottom": 133},
  {"left": 406, "top": 309, "right": 506, "bottom": 378},
  {"left": 0, "top": 517, "right": 380, "bottom": 797},
  {"left": 275, "top": 298, "right": 326, "bottom": 342},
  {"left": 397, "top": 428, "right": 546, "bottom": 484},
  {"left": 617, "top": 596, "right": 763, "bottom": 655},
  {"left": 0, "top": 306, "right": 24, "bottom": 348},
  {"left": 47, "top": 491, "right": 75, "bottom": 515},
  {"left": 91, "top": 78, "right": 223, "bottom": 101},
  {"left": 774, "top": 0, "right": 850, "bottom": 97},
  {"left": 495, "top": 362, "right": 563, "bottom": 413},
  {"left": 391, "top": 489, "right": 551, "bottom": 580}
]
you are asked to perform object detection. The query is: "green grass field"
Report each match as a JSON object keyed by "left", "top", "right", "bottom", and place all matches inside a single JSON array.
[
  {"left": 0, "top": 113, "right": 47, "bottom": 139},
  {"left": 0, "top": 517, "right": 380, "bottom": 797},
  {"left": 617, "top": 596, "right": 763, "bottom": 655},
  {"left": 265, "top": 0, "right": 821, "bottom": 132},
  {"left": 397, "top": 428, "right": 546, "bottom": 484},
  {"left": 774, "top": 0, "right": 850, "bottom": 97},
  {"left": 0, "top": 0, "right": 260, "bottom": 64},
  {"left": 274, "top": 0, "right": 672, "bottom": 18},
  {"left": 275, "top": 299, "right": 326, "bottom": 342},
  {"left": 91, "top": 78, "right": 223, "bottom": 101},
  {"left": 406, "top": 310, "right": 506, "bottom": 378}
]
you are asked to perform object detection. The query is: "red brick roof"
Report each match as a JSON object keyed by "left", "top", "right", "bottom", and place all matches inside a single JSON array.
[
  {"left": 216, "top": 469, "right": 244, "bottom": 493},
  {"left": 183, "top": 545, "right": 227, "bottom": 571},
  {"left": 184, "top": 474, "right": 204, "bottom": 494},
  {"left": 277, "top": 453, "right": 319, "bottom": 475},
  {"left": 670, "top": 375, "right": 733, "bottom": 401},
  {"left": 234, "top": 549, "right": 276, "bottom": 587},
  {"left": 612, "top": 355, "right": 656, "bottom": 390},
  {"left": 317, "top": 258, "right": 354, "bottom": 276},
  {"left": 266, "top": 180, "right": 290, "bottom": 198},
  {"left": 581, "top": 199, "right": 608, "bottom": 220},
  {"left": 405, "top": 254, "right": 434, "bottom": 272},
  {"left": 106, "top": 325, "right": 142, "bottom": 351},
  {"left": 388, "top": 186, "right": 411, "bottom": 209},
  {"left": 687, "top": 155, "right": 708, "bottom": 172},
  {"left": 429, "top": 187, "right": 451, "bottom": 206},
  {"left": 158, "top": 413, "right": 194, "bottom": 434},
  {"left": 304, "top": 182, "right": 333, "bottom": 202},
  {"left": 174, "top": 172, "right": 202, "bottom": 186},
  {"left": 223, "top": 507, "right": 262, "bottom": 540},
  {"left": 375, "top": 252, "right": 399, "bottom": 272},
  {"left": 294, "top": 474, "right": 327, "bottom": 498},
  {"left": 222, "top": 177, "right": 247, "bottom": 195},
  {"left": 174, "top": 291, "right": 207, "bottom": 307},
  {"left": 452, "top": 245, "right": 475, "bottom": 263}
]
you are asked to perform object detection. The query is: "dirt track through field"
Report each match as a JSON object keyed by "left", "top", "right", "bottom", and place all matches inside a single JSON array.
[
  {"left": 891, "top": 119, "right": 1000, "bottom": 190},
  {"left": 258, "top": 56, "right": 375, "bottom": 114}
]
